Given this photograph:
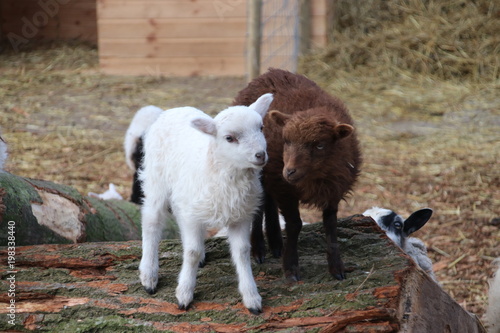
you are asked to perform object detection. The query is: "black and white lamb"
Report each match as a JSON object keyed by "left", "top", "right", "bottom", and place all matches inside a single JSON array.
[{"left": 363, "top": 207, "right": 436, "bottom": 281}]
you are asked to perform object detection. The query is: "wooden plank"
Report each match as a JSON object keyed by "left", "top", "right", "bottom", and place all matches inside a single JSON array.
[
  {"left": 4, "top": 27, "right": 97, "bottom": 45},
  {"left": 98, "top": 18, "right": 247, "bottom": 39},
  {"left": 94, "top": 0, "right": 328, "bottom": 76},
  {"left": 99, "top": 57, "right": 245, "bottom": 76},
  {"left": 98, "top": 35, "right": 319, "bottom": 59},
  {"left": 4, "top": 21, "right": 97, "bottom": 38},
  {"left": 1, "top": 0, "right": 97, "bottom": 43},
  {"left": 98, "top": 0, "right": 247, "bottom": 19},
  {"left": 3, "top": 8, "right": 96, "bottom": 20},
  {"left": 1, "top": 1, "right": 96, "bottom": 16},
  {"left": 97, "top": 0, "right": 326, "bottom": 19},
  {"left": 99, "top": 36, "right": 321, "bottom": 58},
  {"left": 98, "top": 38, "right": 245, "bottom": 58}
]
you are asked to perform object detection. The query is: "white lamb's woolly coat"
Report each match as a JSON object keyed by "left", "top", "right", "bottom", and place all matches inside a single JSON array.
[
  {"left": 487, "top": 263, "right": 500, "bottom": 333},
  {"left": 142, "top": 107, "right": 263, "bottom": 229},
  {"left": 124, "top": 105, "right": 163, "bottom": 171},
  {"left": 138, "top": 94, "right": 273, "bottom": 314}
]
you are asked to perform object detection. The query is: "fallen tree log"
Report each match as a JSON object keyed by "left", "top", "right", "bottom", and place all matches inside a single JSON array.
[
  {"left": 0, "top": 171, "right": 177, "bottom": 246},
  {"left": 0, "top": 216, "right": 485, "bottom": 332}
]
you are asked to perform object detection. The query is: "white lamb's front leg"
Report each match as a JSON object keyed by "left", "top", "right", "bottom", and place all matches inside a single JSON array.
[
  {"left": 227, "top": 220, "right": 262, "bottom": 314},
  {"left": 139, "top": 202, "right": 166, "bottom": 294},
  {"left": 176, "top": 222, "right": 205, "bottom": 310}
]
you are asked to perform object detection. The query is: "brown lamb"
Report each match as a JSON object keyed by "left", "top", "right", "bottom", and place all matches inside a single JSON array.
[{"left": 233, "top": 68, "right": 361, "bottom": 281}]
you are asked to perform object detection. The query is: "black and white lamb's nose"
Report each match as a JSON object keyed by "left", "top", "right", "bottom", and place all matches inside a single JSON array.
[{"left": 255, "top": 151, "right": 266, "bottom": 163}]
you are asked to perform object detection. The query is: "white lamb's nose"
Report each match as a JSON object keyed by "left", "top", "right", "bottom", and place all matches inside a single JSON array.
[{"left": 254, "top": 151, "right": 267, "bottom": 164}]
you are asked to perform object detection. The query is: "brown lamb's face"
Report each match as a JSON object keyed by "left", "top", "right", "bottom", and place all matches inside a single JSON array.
[{"left": 269, "top": 109, "right": 353, "bottom": 184}]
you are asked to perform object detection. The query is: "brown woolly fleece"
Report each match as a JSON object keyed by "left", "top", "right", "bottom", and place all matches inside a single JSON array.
[
  {"left": 233, "top": 68, "right": 362, "bottom": 281},
  {"left": 234, "top": 68, "right": 361, "bottom": 209}
]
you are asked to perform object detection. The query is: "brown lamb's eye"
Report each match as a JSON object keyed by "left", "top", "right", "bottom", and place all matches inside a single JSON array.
[{"left": 316, "top": 143, "right": 325, "bottom": 150}]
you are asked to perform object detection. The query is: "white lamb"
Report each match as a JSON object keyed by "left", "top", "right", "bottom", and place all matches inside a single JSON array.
[
  {"left": 486, "top": 260, "right": 500, "bottom": 333},
  {"left": 139, "top": 93, "right": 273, "bottom": 315},
  {"left": 363, "top": 207, "right": 437, "bottom": 281}
]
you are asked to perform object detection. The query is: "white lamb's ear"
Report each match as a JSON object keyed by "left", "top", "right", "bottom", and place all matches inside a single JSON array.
[
  {"left": 192, "top": 118, "right": 217, "bottom": 136},
  {"left": 249, "top": 93, "right": 273, "bottom": 118}
]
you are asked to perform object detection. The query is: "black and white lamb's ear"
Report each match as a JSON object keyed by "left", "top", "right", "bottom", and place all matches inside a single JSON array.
[
  {"left": 403, "top": 208, "right": 433, "bottom": 235},
  {"left": 192, "top": 118, "right": 217, "bottom": 136}
]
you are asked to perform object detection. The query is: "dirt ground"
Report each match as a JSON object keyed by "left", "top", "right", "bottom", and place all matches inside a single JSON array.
[{"left": 0, "top": 43, "right": 499, "bottom": 321}]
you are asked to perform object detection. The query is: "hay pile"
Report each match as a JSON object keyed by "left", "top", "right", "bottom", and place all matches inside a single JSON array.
[{"left": 302, "top": 0, "right": 499, "bottom": 82}]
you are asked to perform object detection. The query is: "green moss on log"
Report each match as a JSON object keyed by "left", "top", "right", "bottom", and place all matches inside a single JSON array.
[
  {"left": 0, "top": 172, "right": 71, "bottom": 245},
  {"left": 0, "top": 172, "right": 151, "bottom": 246}
]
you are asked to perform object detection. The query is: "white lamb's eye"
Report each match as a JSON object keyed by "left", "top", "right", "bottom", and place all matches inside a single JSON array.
[
  {"left": 225, "top": 135, "right": 235, "bottom": 143},
  {"left": 260, "top": 125, "right": 264, "bottom": 131}
]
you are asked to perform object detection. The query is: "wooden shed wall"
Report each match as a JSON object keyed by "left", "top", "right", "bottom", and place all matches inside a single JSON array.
[
  {"left": 1, "top": 0, "right": 97, "bottom": 47},
  {"left": 98, "top": 0, "right": 327, "bottom": 76}
]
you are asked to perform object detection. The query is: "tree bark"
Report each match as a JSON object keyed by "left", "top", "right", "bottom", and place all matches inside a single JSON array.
[
  {"left": 0, "top": 216, "right": 486, "bottom": 332},
  {"left": 0, "top": 171, "right": 176, "bottom": 246}
]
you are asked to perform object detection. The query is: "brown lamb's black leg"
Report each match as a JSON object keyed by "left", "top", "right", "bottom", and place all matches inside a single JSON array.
[
  {"left": 251, "top": 191, "right": 283, "bottom": 263},
  {"left": 264, "top": 194, "right": 282, "bottom": 259},
  {"left": 323, "top": 207, "right": 346, "bottom": 280},
  {"left": 281, "top": 201, "right": 302, "bottom": 282},
  {"left": 250, "top": 200, "right": 266, "bottom": 264}
]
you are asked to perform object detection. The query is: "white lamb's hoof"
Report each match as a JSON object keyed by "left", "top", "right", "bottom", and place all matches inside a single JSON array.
[
  {"left": 248, "top": 307, "right": 262, "bottom": 315},
  {"left": 139, "top": 263, "right": 158, "bottom": 294},
  {"left": 242, "top": 292, "right": 262, "bottom": 315},
  {"left": 176, "top": 284, "right": 194, "bottom": 311},
  {"left": 143, "top": 286, "right": 156, "bottom": 295}
]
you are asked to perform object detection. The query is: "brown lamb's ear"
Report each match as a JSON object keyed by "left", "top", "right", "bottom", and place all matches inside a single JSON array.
[
  {"left": 335, "top": 124, "right": 354, "bottom": 139},
  {"left": 268, "top": 110, "right": 291, "bottom": 126}
]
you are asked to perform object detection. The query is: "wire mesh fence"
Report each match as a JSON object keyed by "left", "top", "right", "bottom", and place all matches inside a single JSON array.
[{"left": 260, "top": 0, "right": 300, "bottom": 73}]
